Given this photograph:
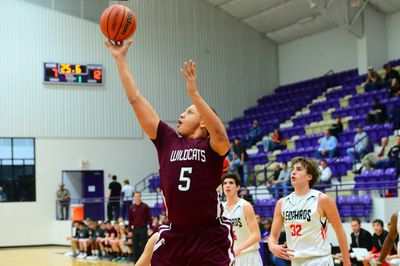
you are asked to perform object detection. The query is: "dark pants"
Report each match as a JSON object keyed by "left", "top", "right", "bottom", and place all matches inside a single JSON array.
[
  {"left": 107, "top": 201, "right": 120, "bottom": 221},
  {"left": 60, "top": 203, "right": 69, "bottom": 220},
  {"left": 122, "top": 200, "right": 132, "bottom": 220},
  {"left": 132, "top": 226, "right": 148, "bottom": 263},
  {"left": 367, "top": 112, "right": 386, "bottom": 124}
]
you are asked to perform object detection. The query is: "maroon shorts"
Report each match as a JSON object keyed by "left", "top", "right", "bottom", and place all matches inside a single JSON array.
[{"left": 150, "top": 217, "right": 234, "bottom": 266}]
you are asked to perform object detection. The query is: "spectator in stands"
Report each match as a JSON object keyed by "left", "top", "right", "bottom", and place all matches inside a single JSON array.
[
  {"left": 347, "top": 124, "right": 369, "bottom": 163},
  {"left": 0, "top": 185, "right": 7, "bottom": 202},
  {"left": 271, "top": 228, "right": 289, "bottom": 266},
  {"left": 222, "top": 156, "right": 230, "bottom": 177},
  {"left": 367, "top": 98, "right": 387, "bottom": 125},
  {"left": 231, "top": 137, "right": 249, "bottom": 186},
  {"left": 245, "top": 120, "right": 263, "bottom": 148},
  {"left": 262, "top": 128, "right": 284, "bottom": 152},
  {"left": 76, "top": 221, "right": 90, "bottom": 259},
  {"left": 350, "top": 218, "right": 373, "bottom": 250},
  {"left": 389, "top": 103, "right": 400, "bottom": 130},
  {"left": 265, "top": 164, "right": 282, "bottom": 189},
  {"left": 384, "top": 63, "right": 400, "bottom": 98},
  {"left": 269, "top": 162, "right": 290, "bottom": 199},
  {"left": 56, "top": 183, "right": 70, "bottom": 220},
  {"left": 121, "top": 179, "right": 133, "bottom": 220},
  {"left": 148, "top": 216, "right": 160, "bottom": 236},
  {"left": 316, "top": 129, "right": 338, "bottom": 159},
  {"left": 107, "top": 175, "right": 122, "bottom": 222},
  {"left": 364, "top": 66, "right": 382, "bottom": 92},
  {"left": 239, "top": 187, "right": 254, "bottom": 205},
  {"left": 159, "top": 214, "right": 168, "bottom": 225},
  {"left": 319, "top": 159, "right": 332, "bottom": 184},
  {"left": 330, "top": 116, "right": 343, "bottom": 138},
  {"left": 128, "top": 191, "right": 152, "bottom": 263},
  {"left": 356, "top": 137, "right": 388, "bottom": 173},
  {"left": 375, "top": 135, "right": 400, "bottom": 169},
  {"left": 261, "top": 219, "right": 274, "bottom": 266},
  {"left": 255, "top": 214, "right": 265, "bottom": 235}
]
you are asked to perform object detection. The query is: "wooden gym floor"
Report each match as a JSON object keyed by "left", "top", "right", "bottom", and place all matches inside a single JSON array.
[{"left": 0, "top": 246, "right": 133, "bottom": 266}]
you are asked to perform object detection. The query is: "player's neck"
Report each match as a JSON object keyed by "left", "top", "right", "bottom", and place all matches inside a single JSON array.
[
  {"left": 294, "top": 186, "right": 311, "bottom": 196},
  {"left": 226, "top": 196, "right": 240, "bottom": 206}
]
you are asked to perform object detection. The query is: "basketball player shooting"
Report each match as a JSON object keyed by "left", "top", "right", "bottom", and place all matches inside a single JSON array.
[
  {"left": 269, "top": 157, "right": 351, "bottom": 266},
  {"left": 105, "top": 40, "right": 234, "bottom": 266}
]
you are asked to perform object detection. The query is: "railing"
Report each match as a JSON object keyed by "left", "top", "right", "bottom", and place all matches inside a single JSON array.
[{"left": 134, "top": 172, "right": 159, "bottom": 193}]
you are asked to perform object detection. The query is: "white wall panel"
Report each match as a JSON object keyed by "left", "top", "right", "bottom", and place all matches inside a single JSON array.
[
  {"left": 386, "top": 11, "right": 400, "bottom": 60},
  {"left": 0, "top": 0, "right": 278, "bottom": 138},
  {"left": 278, "top": 27, "right": 358, "bottom": 85}
]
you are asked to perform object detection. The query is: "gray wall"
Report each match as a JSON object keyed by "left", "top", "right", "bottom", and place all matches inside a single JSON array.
[{"left": 0, "top": 0, "right": 278, "bottom": 138}]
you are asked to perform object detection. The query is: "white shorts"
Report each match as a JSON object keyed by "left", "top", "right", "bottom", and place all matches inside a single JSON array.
[
  {"left": 291, "top": 254, "right": 334, "bottom": 266},
  {"left": 235, "top": 250, "right": 263, "bottom": 266}
]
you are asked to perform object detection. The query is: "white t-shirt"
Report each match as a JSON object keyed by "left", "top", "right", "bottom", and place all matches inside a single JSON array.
[
  {"left": 319, "top": 166, "right": 332, "bottom": 182},
  {"left": 122, "top": 184, "right": 133, "bottom": 201}
]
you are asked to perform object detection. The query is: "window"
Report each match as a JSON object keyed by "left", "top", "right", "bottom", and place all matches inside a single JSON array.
[{"left": 0, "top": 138, "right": 35, "bottom": 202}]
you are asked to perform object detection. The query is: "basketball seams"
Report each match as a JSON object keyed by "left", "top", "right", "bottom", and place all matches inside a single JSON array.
[
  {"left": 124, "top": 10, "right": 137, "bottom": 40},
  {"left": 105, "top": 5, "right": 117, "bottom": 40},
  {"left": 113, "top": 6, "right": 126, "bottom": 41}
]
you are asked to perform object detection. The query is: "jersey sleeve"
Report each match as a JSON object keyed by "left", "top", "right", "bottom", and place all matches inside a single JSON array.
[{"left": 151, "top": 120, "right": 177, "bottom": 150}]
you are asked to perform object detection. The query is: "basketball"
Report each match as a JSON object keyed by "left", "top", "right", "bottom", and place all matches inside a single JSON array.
[{"left": 99, "top": 5, "right": 137, "bottom": 42}]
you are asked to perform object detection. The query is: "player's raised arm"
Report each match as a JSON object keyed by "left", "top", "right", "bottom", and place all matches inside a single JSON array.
[
  {"left": 319, "top": 194, "right": 351, "bottom": 266},
  {"left": 377, "top": 213, "right": 398, "bottom": 265},
  {"left": 180, "top": 60, "right": 229, "bottom": 156},
  {"left": 105, "top": 40, "right": 160, "bottom": 139},
  {"left": 269, "top": 199, "right": 293, "bottom": 260}
]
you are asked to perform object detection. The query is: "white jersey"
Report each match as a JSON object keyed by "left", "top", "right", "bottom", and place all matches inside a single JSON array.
[
  {"left": 282, "top": 189, "right": 331, "bottom": 258},
  {"left": 223, "top": 198, "right": 260, "bottom": 254}
]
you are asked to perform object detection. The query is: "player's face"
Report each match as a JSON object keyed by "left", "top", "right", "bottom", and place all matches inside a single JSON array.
[
  {"left": 223, "top": 178, "right": 240, "bottom": 197},
  {"left": 290, "top": 163, "right": 311, "bottom": 188},
  {"left": 177, "top": 105, "right": 203, "bottom": 137}
]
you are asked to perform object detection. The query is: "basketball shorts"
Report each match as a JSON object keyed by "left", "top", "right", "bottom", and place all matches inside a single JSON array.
[
  {"left": 235, "top": 250, "right": 263, "bottom": 266},
  {"left": 150, "top": 218, "right": 234, "bottom": 266},
  {"left": 291, "top": 254, "right": 334, "bottom": 266}
]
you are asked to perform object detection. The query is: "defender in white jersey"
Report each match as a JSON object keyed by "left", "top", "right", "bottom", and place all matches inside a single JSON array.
[
  {"left": 269, "top": 157, "right": 351, "bottom": 266},
  {"left": 377, "top": 211, "right": 400, "bottom": 265},
  {"left": 222, "top": 173, "right": 263, "bottom": 266}
]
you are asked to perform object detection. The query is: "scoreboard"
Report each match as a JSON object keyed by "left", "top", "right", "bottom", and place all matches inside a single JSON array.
[{"left": 43, "top": 63, "right": 103, "bottom": 85}]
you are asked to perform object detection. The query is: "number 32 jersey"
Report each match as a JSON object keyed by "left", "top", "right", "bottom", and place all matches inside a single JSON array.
[
  {"left": 151, "top": 121, "right": 225, "bottom": 228},
  {"left": 281, "top": 189, "right": 331, "bottom": 258}
]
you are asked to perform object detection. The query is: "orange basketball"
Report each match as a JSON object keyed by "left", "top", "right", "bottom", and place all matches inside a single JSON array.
[{"left": 100, "top": 5, "right": 137, "bottom": 42}]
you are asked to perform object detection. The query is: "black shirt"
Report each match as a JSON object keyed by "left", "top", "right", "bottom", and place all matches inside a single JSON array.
[
  {"left": 351, "top": 228, "right": 373, "bottom": 251},
  {"left": 109, "top": 181, "right": 122, "bottom": 198},
  {"left": 330, "top": 122, "right": 343, "bottom": 137},
  {"left": 233, "top": 144, "right": 248, "bottom": 162},
  {"left": 388, "top": 145, "right": 400, "bottom": 160},
  {"left": 385, "top": 69, "right": 400, "bottom": 83},
  {"left": 372, "top": 230, "right": 388, "bottom": 253}
]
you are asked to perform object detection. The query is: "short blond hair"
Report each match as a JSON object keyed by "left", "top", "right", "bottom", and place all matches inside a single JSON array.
[{"left": 290, "top": 157, "right": 320, "bottom": 188}]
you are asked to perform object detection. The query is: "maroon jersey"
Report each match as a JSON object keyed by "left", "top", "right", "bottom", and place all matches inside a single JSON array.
[{"left": 152, "top": 121, "right": 225, "bottom": 227}]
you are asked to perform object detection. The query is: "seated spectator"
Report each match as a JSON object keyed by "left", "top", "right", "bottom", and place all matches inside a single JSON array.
[
  {"left": 245, "top": 120, "right": 263, "bottom": 148},
  {"left": 354, "top": 137, "right": 388, "bottom": 173},
  {"left": 363, "top": 219, "right": 389, "bottom": 265},
  {"left": 367, "top": 98, "right": 387, "bottom": 125},
  {"left": 347, "top": 124, "right": 369, "bottom": 163},
  {"left": 375, "top": 135, "right": 400, "bottom": 169},
  {"left": 268, "top": 162, "right": 290, "bottom": 199},
  {"left": 255, "top": 214, "right": 265, "bottom": 235},
  {"left": 239, "top": 187, "right": 253, "bottom": 205},
  {"left": 262, "top": 128, "right": 285, "bottom": 152},
  {"left": 383, "top": 63, "right": 400, "bottom": 98},
  {"left": 316, "top": 130, "right": 338, "bottom": 159},
  {"left": 350, "top": 218, "right": 373, "bottom": 266},
  {"left": 330, "top": 116, "right": 343, "bottom": 138},
  {"left": 364, "top": 66, "right": 382, "bottom": 92},
  {"left": 231, "top": 137, "right": 249, "bottom": 186},
  {"left": 389, "top": 104, "right": 400, "bottom": 130},
  {"left": 0, "top": 186, "right": 7, "bottom": 202},
  {"left": 318, "top": 159, "right": 332, "bottom": 184},
  {"left": 76, "top": 222, "right": 90, "bottom": 259},
  {"left": 261, "top": 219, "right": 274, "bottom": 266}
]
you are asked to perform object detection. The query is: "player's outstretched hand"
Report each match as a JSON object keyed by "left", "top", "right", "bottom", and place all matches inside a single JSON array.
[
  {"left": 180, "top": 60, "right": 198, "bottom": 93},
  {"left": 104, "top": 39, "right": 133, "bottom": 59},
  {"left": 270, "top": 243, "right": 294, "bottom": 260}
]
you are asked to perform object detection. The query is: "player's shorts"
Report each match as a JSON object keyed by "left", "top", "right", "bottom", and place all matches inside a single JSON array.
[
  {"left": 291, "top": 254, "right": 334, "bottom": 266},
  {"left": 235, "top": 250, "right": 263, "bottom": 266},
  {"left": 150, "top": 217, "right": 234, "bottom": 266}
]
